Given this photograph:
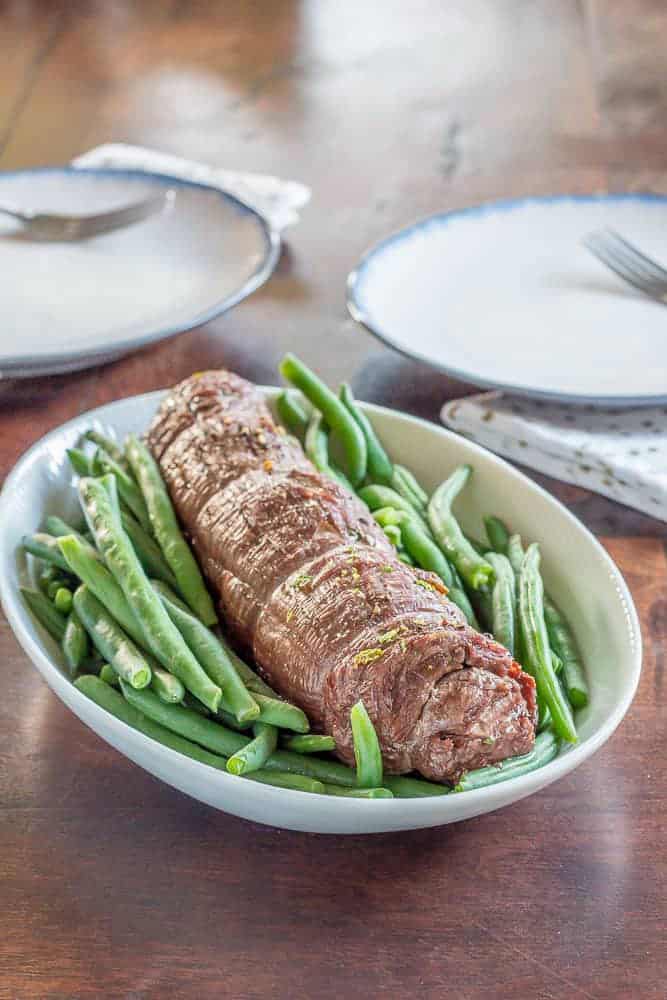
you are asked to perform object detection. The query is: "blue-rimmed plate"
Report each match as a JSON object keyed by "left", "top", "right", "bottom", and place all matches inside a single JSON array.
[
  {"left": 0, "top": 167, "right": 280, "bottom": 377},
  {"left": 348, "top": 194, "right": 667, "bottom": 406}
]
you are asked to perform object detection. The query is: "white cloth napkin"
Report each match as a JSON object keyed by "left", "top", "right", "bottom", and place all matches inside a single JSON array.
[
  {"left": 72, "top": 143, "right": 310, "bottom": 231},
  {"left": 441, "top": 392, "right": 667, "bottom": 522}
]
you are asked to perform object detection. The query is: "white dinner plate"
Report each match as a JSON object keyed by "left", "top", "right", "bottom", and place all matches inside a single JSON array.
[
  {"left": 0, "top": 167, "right": 280, "bottom": 377},
  {"left": 348, "top": 194, "right": 667, "bottom": 406},
  {"left": 0, "top": 389, "right": 641, "bottom": 833}
]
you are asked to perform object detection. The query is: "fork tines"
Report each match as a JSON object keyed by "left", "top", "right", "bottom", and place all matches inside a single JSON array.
[{"left": 584, "top": 228, "right": 667, "bottom": 302}]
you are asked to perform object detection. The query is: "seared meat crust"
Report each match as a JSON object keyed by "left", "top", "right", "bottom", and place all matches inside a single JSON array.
[{"left": 148, "top": 371, "right": 536, "bottom": 782}]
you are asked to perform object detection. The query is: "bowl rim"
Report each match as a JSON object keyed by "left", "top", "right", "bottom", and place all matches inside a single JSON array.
[{"left": 0, "top": 387, "right": 643, "bottom": 822}]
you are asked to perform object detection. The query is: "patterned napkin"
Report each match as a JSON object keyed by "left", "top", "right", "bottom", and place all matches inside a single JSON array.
[
  {"left": 441, "top": 393, "right": 667, "bottom": 522},
  {"left": 72, "top": 143, "right": 311, "bottom": 231}
]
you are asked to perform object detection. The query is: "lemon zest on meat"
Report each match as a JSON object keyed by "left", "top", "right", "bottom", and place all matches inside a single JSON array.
[{"left": 353, "top": 647, "right": 384, "bottom": 667}]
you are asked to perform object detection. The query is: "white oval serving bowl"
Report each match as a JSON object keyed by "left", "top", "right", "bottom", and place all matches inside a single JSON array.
[{"left": 0, "top": 389, "right": 641, "bottom": 834}]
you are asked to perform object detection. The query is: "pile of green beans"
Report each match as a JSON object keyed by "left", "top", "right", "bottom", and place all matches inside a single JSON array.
[{"left": 20, "top": 357, "right": 590, "bottom": 804}]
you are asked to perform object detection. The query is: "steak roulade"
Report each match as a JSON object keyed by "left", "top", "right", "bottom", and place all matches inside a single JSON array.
[{"left": 147, "top": 371, "right": 537, "bottom": 783}]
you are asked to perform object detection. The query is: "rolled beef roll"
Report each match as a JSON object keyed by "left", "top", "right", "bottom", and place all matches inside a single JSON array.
[{"left": 147, "top": 371, "right": 537, "bottom": 782}]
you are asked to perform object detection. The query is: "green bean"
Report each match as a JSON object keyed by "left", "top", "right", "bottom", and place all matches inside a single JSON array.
[
  {"left": 92, "top": 447, "right": 152, "bottom": 531},
  {"left": 276, "top": 389, "right": 310, "bottom": 439},
  {"left": 252, "top": 691, "right": 309, "bottom": 733},
  {"left": 67, "top": 448, "right": 92, "bottom": 477},
  {"left": 391, "top": 464, "right": 428, "bottom": 511},
  {"left": 78, "top": 477, "right": 221, "bottom": 711},
  {"left": 74, "top": 586, "right": 151, "bottom": 690},
  {"left": 322, "top": 784, "right": 393, "bottom": 799},
  {"left": 217, "top": 709, "right": 253, "bottom": 731},
  {"left": 398, "top": 551, "right": 416, "bottom": 566},
  {"left": 281, "top": 734, "right": 336, "bottom": 754},
  {"left": 38, "top": 565, "right": 59, "bottom": 595},
  {"left": 485, "top": 552, "right": 516, "bottom": 655},
  {"left": 45, "top": 515, "right": 87, "bottom": 540},
  {"left": 45, "top": 518, "right": 101, "bottom": 571},
  {"left": 47, "top": 579, "right": 69, "bottom": 601},
  {"left": 77, "top": 677, "right": 322, "bottom": 794},
  {"left": 382, "top": 524, "right": 402, "bottom": 548},
  {"left": 58, "top": 536, "right": 145, "bottom": 646},
  {"left": 21, "top": 588, "right": 67, "bottom": 641},
  {"left": 120, "top": 511, "right": 179, "bottom": 589},
  {"left": 279, "top": 353, "right": 367, "bottom": 485},
  {"left": 304, "top": 411, "right": 353, "bottom": 489},
  {"left": 350, "top": 700, "right": 383, "bottom": 788},
  {"left": 218, "top": 641, "right": 276, "bottom": 697},
  {"left": 427, "top": 467, "right": 494, "bottom": 591},
  {"left": 227, "top": 722, "right": 278, "bottom": 775},
  {"left": 62, "top": 609, "right": 88, "bottom": 672},
  {"left": 448, "top": 565, "right": 480, "bottom": 629},
  {"left": 332, "top": 464, "right": 354, "bottom": 491},
  {"left": 398, "top": 515, "right": 478, "bottom": 626},
  {"left": 372, "top": 506, "right": 406, "bottom": 529},
  {"left": 484, "top": 515, "right": 510, "bottom": 555},
  {"left": 401, "top": 518, "right": 454, "bottom": 588},
  {"left": 455, "top": 729, "right": 559, "bottom": 792},
  {"left": 118, "top": 683, "right": 353, "bottom": 786},
  {"left": 54, "top": 586, "right": 73, "bottom": 614},
  {"left": 504, "top": 533, "right": 527, "bottom": 665},
  {"left": 247, "top": 771, "right": 324, "bottom": 794},
  {"left": 551, "top": 651, "right": 563, "bottom": 676},
  {"left": 544, "top": 598, "right": 589, "bottom": 709},
  {"left": 182, "top": 692, "right": 211, "bottom": 716},
  {"left": 465, "top": 535, "right": 487, "bottom": 556},
  {"left": 82, "top": 650, "right": 105, "bottom": 674},
  {"left": 537, "top": 705, "right": 552, "bottom": 732},
  {"left": 471, "top": 588, "right": 493, "bottom": 632},
  {"left": 506, "top": 533, "right": 525, "bottom": 576},
  {"left": 383, "top": 774, "right": 450, "bottom": 797},
  {"left": 339, "top": 383, "right": 393, "bottom": 485},
  {"left": 99, "top": 663, "right": 120, "bottom": 687},
  {"left": 83, "top": 430, "right": 130, "bottom": 472},
  {"left": 151, "top": 580, "right": 259, "bottom": 723},
  {"left": 125, "top": 436, "right": 217, "bottom": 626},
  {"left": 154, "top": 589, "right": 275, "bottom": 700},
  {"left": 518, "top": 544, "right": 577, "bottom": 743},
  {"left": 359, "top": 484, "right": 428, "bottom": 526},
  {"left": 21, "top": 532, "right": 70, "bottom": 572},
  {"left": 121, "top": 683, "right": 249, "bottom": 756},
  {"left": 150, "top": 666, "right": 185, "bottom": 704},
  {"left": 265, "top": 751, "right": 356, "bottom": 786}
]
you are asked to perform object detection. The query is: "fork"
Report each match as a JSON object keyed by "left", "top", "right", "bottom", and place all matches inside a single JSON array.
[
  {"left": 0, "top": 189, "right": 174, "bottom": 241},
  {"left": 583, "top": 228, "right": 667, "bottom": 304}
]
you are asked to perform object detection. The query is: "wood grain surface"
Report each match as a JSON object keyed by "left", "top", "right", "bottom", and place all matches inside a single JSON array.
[{"left": 1, "top": 2, "right": 665, "bottom": 998}]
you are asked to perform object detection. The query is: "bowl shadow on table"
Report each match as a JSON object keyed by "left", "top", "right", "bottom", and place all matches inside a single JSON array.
[{"left": 351, "top": 350, "right": 477, "bottom": 424}]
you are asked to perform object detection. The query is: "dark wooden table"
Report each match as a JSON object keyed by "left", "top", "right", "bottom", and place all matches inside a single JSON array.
[{"left": 1, "top": 3, "right": 665, "bottom": 998}]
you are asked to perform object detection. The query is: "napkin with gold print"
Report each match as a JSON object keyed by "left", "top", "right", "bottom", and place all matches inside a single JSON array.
[{"left": 441, "top": 392, "right": 667, "bottom": 522}]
